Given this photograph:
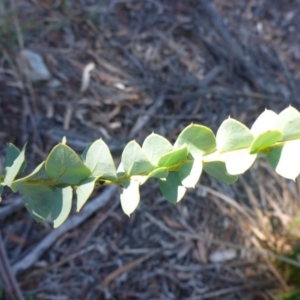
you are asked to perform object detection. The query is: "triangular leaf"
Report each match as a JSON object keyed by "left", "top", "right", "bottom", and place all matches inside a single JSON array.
[
  {"left": 3, "top": 144, "right": 27, "bottom": 187},
  {"left": 158, "top": 146, "right": 188, "bottom": 167},
  {"left": 159, "top": 172, "right": 186, "bottom": 203},
  {"left": 142, "top": 133, "right": 173, "bottom": 165},
  {"left": 251, "top": 109, "right": 278, "bottom": 136},
  {"left": 174, "top": 124, "right": 216, "bottom": 157},
  {"left": 22, "top": 185, "right": 54, "bottom": 223},
  {"left": 17, "top": 175, "right": 73, "bottom": 228},
  {"left": 122, "top": 141, "right": 155, "bottom": 175},
  {"left": 51, "top": 186, "right": 73, "bottom": 228},
  {"left": 223, "top": 149, "right": 257, "bottom": 175},
  {"left": 11, "top": 162, "right": 52, "bottom": 222},
  {"left": 250, "top": 130, "right": 282, "bottom": 153},
  {"left": 120, "top": 180, "right": 140, "bottom": 216},
  {"left": 216, "top": 119, "right": 254, "bottom": 152},
  {"left": 178, "top": 157, "right": 202, "bottom": 188},
  {"left": 76, "top": 177, "right": 96, "bottom": 212},
  {"left": 82, "top": 139, "right": 117, "bottom": 179},
  {"left": 46, "top": 144, "right": 91, "bottom": 185},
  {"left": 3, "top": 143, "right": 26, "bottom": 174},
  {"left": 203, "top": 161, "right": 238, "bottom": 184},
  {"left": 267, "top": 140, "right": 300, "bottom": 180},
  {"left": 276, "top": 106, "right": 300, "bottom": 141}
]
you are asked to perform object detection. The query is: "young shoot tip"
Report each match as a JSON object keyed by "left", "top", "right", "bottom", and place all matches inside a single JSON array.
[{"left": 61, "top": 136, "right": 67, "bottom": 145}]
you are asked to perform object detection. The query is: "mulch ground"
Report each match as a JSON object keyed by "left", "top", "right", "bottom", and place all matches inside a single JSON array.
[{"left": 1, "top": 0, "right": 300, "bottom": 299}]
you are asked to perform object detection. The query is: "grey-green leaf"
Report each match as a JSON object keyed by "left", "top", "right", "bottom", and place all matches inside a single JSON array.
[
  {"left": 46, "top": 144, "right": 91, "bottom": 185},
  {"left": 11, "top": 162, "right": 46, "bottom": 193},
  {"left": 4, "top": 143, "right": 26, "bottom": 173},
  {"left": 251, "top": 109, "right": 278, "bottom": 136},
  {"left": 275, "top": 106, "right": 300, "bottom": 141},
  {"left": 222, "top": 149, "right": 257, "bottom": 175},
  {"left": 122, "top": 141, "right": 155, "bottom": 175},
  {"left": 178, "top": 157, "right": 202, "bottom": 188},
  {"left": 203, "top": 161, "right": 238, "bottom": 184},
  {"left": 19, "top": 180, "right": 73, "bottom": 227},
  {"left": 267, "top": 140, "right": 300, "bottom": 180},
  {"left": 22, "top": 185, "right": 54, "bottom": 223},
  {"left": 158, "top": 146, "right": 188, "bottom": 167},
  {"left": 76, "top": 177, "right": 96, "bottom": 212},
  {"left": 174, "top": 124, "right": 216, "bottom": 157},
  {"left": 82, "top": 139, "right": 117, "bottom": 179},
  {"left": 3, "top": 144, "right": 27, "bottom": 187},
  {"left": 216, "top": 119, "right": 254, "bottom": 152},
  {"left": 51, "top": 186, "right": 73, "bottom": 228},
  {"left": 120, "top": 180, "right": 140, "bottom": 216},
  {"left": 142, "top": 133, "right": 173, "bottom": 165},
  {"left": 159, "top": 172, "right": 186, "bottom": 203},
  {"left": 250, "top": 130, "right": 282, "bottom": 153}
]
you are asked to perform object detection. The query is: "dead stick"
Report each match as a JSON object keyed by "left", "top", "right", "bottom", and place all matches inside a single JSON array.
[
  {"left": 129, "top": 94, "right": 165, "bottom": 139},
  {"left": 0, "top": 232, "right": 24, "bottom": 300}
]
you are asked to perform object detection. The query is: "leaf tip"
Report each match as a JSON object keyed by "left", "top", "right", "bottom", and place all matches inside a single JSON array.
[{"left": 61, "top": 136, "right": 67, "bottom": 145}]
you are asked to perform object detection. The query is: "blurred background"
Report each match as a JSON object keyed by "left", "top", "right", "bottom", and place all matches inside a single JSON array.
[{"left": 1, "top": 0, "right": 300, "bottom": 299}]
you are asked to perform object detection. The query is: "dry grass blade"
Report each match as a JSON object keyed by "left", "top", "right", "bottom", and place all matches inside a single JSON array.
[
  {"left": 180, "top": 232, "right": 300, "bottom": 269},
  {"left": 198, "top": 184, "right": 255, "bottom": 224}
]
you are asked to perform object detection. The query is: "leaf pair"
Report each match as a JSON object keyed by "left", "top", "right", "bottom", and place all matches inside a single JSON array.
[
  {"left": 211, "top": 109, "right": 283, "bottom": 179},
  {"left": 48, "top": 139, "right": 118, "bottom": 213},
  {"left": 12, "top": 140, "right": 117, "bottom": 227},
  {"left": 146, "top": 125, "right": 215, "bottom": 204},
  {"left": 119, "top": 136, "right": 170, "bottom": 216},
  {"left": 119, "top": 125, "right": 215, "bottom": 213},
  {"left": 267, "top": 107, "right": 300, "bottom": 180}
]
